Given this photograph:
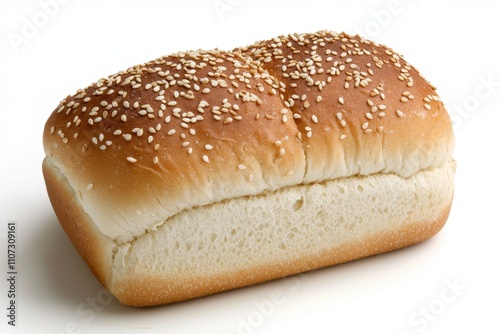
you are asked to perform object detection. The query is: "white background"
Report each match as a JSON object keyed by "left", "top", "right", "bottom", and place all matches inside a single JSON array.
[{"left": 1, "top": 0, "right": 499, "bottom": 333}]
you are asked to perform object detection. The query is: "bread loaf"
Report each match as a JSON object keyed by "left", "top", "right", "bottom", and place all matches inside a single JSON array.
[{"left": 42, "top": 31, "right": 455, "bottom": 307}]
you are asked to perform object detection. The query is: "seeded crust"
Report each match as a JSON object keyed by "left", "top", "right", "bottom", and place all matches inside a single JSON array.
[
  {"left": 236, "top": 33, "right": 453, "bottom": 182},
  {"left": 42, "top": 31, "right": 455, "bottom": 306},
  {"left": 44, "top": 50, "right": 306, "bottom": 244}
]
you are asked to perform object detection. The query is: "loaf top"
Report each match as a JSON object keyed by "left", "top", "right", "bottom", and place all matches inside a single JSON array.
[{"left": 43, "top": 31, "right": 454, "bottom": 244}]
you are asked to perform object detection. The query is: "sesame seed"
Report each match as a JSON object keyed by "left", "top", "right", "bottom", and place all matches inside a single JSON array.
[
  {"left": 312, "top": 115, "right": 318, "bottom": 123},
  {"left": 424, "top": 103, "right": 431, "bottom": 110},
  {"left": 340, "top": 134, "right": 346, "bottom": 140},
  {"left": 167, "top": 129, "right": 176, "bottom": 136},
  {"left": 279, "top": 148, "right": 285, "bottom": 156},
  {"left": 362, "top": 122, "right": 369, "bottom": 130},
  {"left": 202, "top": 155, "right": 209, "bottom": 163},
  {"left": 153, "top": 156, "right": 159, "bottom": 164},
  {"left": 365, "top": 113, "right": 373, "bottom": 120},
  {"left": 396, "top": 110, "right": 405, "bottom": 117},
  {"left": 238, "top": 164, "right": 246, "bottom": 170},
  {"left": 123, "top": 134, "right": 132, "bottom": 141},
  {"left": 131, "top": 128, "right": 143, "bottom": 137},
  {"left": 127, "top": 157, "right": 137, "bottom": 163},
  {"left": 338, "top": 97, "right": 344, "bottom": 104},
  {"left": 87, "top": 183, "right": 93, "bottom": 190},
  {"left": 121, "top": 115, "right": 127, "bottom": 122}
]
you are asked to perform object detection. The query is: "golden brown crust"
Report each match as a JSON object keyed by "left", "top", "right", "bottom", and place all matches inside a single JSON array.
[
  {"left": 237, "top": 31, "right": 454, "bottom": 181},
  {"left": 113, "top": 202, "right": 451, "bottom": 307},
  {"left": 43, "top": 50, "right": 305, "bottom": 243}
]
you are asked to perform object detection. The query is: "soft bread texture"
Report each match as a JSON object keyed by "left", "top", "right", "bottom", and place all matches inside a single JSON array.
[
  {"left": 43, "top": 158, "right": 454, "bottom": 306},
  {"left": 42, "top": 31, "right": 455, "bottom": 306}
]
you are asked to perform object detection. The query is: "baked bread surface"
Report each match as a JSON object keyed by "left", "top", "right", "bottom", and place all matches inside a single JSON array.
[{"left": 43, "top": 31, "right": 455, "bottom": 306}]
